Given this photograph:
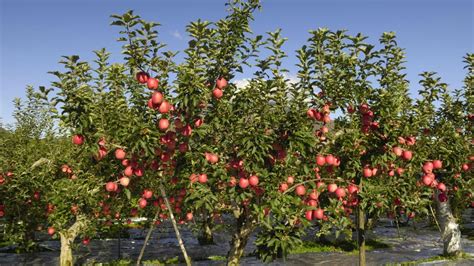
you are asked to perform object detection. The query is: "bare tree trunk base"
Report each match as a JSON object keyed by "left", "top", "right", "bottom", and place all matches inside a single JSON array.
[{"left": 436, "top": 192, "right": 462, "bottom": 257}]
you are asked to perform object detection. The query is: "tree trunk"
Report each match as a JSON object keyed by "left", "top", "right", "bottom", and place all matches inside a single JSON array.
[
  {"left": 436, "top": 193, "right": 462, "bottom": 257},
  {"left": 227, "top": 215, "right": 256, "bottom": 266},
  {"left": 59, "top": 233, "right": 74, "bottom": 266},
  {"left": 357, "top": 205, "right": 366, "bottom": 266},
  {"left": 198, "top": 216, "right": 214, "bottom": 245},
  {"left": 59, "top": 215, "right": 88, "bottom": 266}
]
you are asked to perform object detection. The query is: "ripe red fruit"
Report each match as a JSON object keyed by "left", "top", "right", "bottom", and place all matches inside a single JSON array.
[
  {"left": 438, "top": 193, "right": 448, "bottom": 202},
  {"left": 198, "top": 174, "right": 208, "bottom": 184},
  {"left": 213, "top": 88, "right": 223, "bottom": 99},
  {"left": 151, "top": 92, "right": 163, "bottom": 104},
  {"left": 462, "top": 163, "right": 470, "bottom": 171},
  {"left": 309, "top": 190, "right": 319, "bottom": 200},
  {"left": 205, "top": 153, "right": 219, "bottom": 164},
  {"left": 295, "top": 185, "right": 306, "bottom": 196},
  {"left": 124, "top": 166, "right": 133, "bottom": 177},
  {"left": 363, "top": 167, "right": 373, "bottom": 178},
  {"left": 396, "top": 167, "right": 405, "bottom": 176},
  {"left": 423, "top": 162, "right": 433, "bottom": 174},
  {"left": 119, "top": 177, "right": 130, "bottom": 187},
  {"left": 406, "top": 136, "right": 416, "bottom": 146},
  {"left": 432, "top": 160, "right": 442, "bottom": 169},
  {"left": 335, "top": 188, "right": 346, "bottom": 198},
  {"left": 136, "top": 72, "right": 149, "bottom": 84},
  {"left": 147, "top": 78, "right": 159, "bottom": 90},
  {"left": 158, "top": 118, "right": 170, "bottom": 131},
  {"left": 178, "top": 143, "right": 188, "bottom": 153},
  {"left": 392, "top": 146, "right": 403, "bottom": 157},
  {"left": 72, "top": 134, "right": 85, "bottom": 145},
  {"left": 239, "top": 178, "right": 249, "bottom": 189},
  {"left": 249, "top": 175, "right": 259, "bottom": 186},
  {"left": 216, "top": 77, "right": 228, "bottom": 89},
  {"left": 402, "top": 150, "right": 413, "bottom": 161},
  {"left": 105, "top": 182, "right": 118, "bottom": 192},
  {"left": 143, "top": 189, "right": 153, "bottom": 199},
  {"left": 348, "top": 184, "right": 358, "bottom": 194},
  {"left": 422, "top": 175, "right": 434, "bottom": 186},
  {"left": 134, "top": 167, "right": 144, "bottom": 177},
  {"left": 115, "top": 149, "right": 126, "bottom": 160},
  {"left": 305, "top": 210, "right": 313, "bottom": 221},
  {"left": 307, "top": 109, "right": 316, "bottom": 119},
  {"left": 313, "top": 208, "right": 324, "bottom": 220},
  {"left": 437, "top": 182, "right": 446, "bottom": 192},
  {"left": 138, "top": 198, "right": 147, "bottom": 208},
  {"left": 159, "top": 101, "right": 171, "bottom": 114},
  {"left": 186, "top": 212, "right": 193, "bottom": 221},
  {"left": 287, "top": 176, "right": 295, "bottom": 185},
  {"left": 327, "top": 183, "right": 338, "bottom": 193},
  {"left": 47, "top": 227, "right": 55, "bottom": 236},
  {"left": 33, "top": 191, "right": 41, "bottom": 200},
  {"left": 316, "top": 155, "right": 326, "bottom": 166},
  {"left": 82, "top": 237, "right": 90, "bottom": 245},
  {"left": 279, "top": 182, "right": 289, "bottom": 192},
  {"left": 325, "top": 155, "right": 335, "bottom": 165},
  {"left": 194, "top": 118, "right": 203, "bottom": 128}
]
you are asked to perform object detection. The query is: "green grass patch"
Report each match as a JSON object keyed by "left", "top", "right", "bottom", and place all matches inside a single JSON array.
[
  {"left": 291, "top": 239, "right": 390, "bottom": 255},
  {"left": 208, "top": 255, "right": 226, "bottom": 261}
]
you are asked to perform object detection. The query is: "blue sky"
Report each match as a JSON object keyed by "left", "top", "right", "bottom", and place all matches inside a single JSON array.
[{"left": 1, "top": 0, "right": 472, "bottom": 124}]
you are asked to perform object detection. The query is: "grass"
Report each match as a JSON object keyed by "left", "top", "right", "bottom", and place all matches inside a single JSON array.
[
  {"left": 208, "top": 255, "right": 226, "bottom": 261},
  {"left": 290, "top": 239, "right": 390, "bottom": 255},
  {"left": 386, "top": 252, "right": 473, "bottom": 265}
]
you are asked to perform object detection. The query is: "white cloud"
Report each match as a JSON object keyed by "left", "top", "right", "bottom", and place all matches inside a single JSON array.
[
  {"left": 171, "top": 30, "right": 183, "bottom": 40},
  {"left": 233, "top": 73, "right": 298, "bottom": 89}
]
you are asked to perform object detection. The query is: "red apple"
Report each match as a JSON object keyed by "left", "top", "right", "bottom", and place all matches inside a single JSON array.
[
  {"left": 186, "top": 212, "right": 193, "bottom": 221},
  {"left": 239, "top": 178, "right": 249, "bottom": 189},
  {"left": 138, "top": 198, "right": 147, "bottom": 208},
  {"left": 402, "top": 150, "right": 413, "bottom": 161},
  {"left": 392, "top": 146, "right": 403, "bottom": 157},
  {"left": 152, "top": 92, "right": 163, "bottom": 104},
  {"left": 432, "top": 160, "right": 442, "bottom": 169},
  {"left": 47, "top": 227, "right": 55, "bottom": 236},
  {"left": 279, "top": 182, "right": 288, "bottom": 192},
  {"left": 72, "top": 134, "right": 84, "bottom": 145},
  {"left": 313, "top": 208, "right": 324, "bottom": 220},
  {"left": 143, "top": 189, "right": 153, "bottom": 199},
  {"left": 363, "top": 167, "right": 373, "bottom": 178},
  {"left": 335, "top": 188, "right": 346, "bottom": 198},
  {"left": 325, "top": 155, "right": 335, "bottom": 165},
  {"left": 124, "top": 166, "right": 133, "bottom": 177},
  {"left": 295, "top": 185, "right": 306, "bottom": 196},
  {"left": 147, "top": 78, "right": 159, "bottom": 90},
  {"left": 216, "top": 77, "right": 228, "bottom": 89},
  {"left": 249, "top": 175, "right": 259, "bottom": 186},
  {"left": 158, "top": 118, "right": 170, "bottom": 131},
  {"left": 115, "top": 149, "right": 126, "bottom": 160},
  {"left": 305, "top": 210, "right": 313, "bottom": 221},
  {"left": 423, "top": 162, "right": 433, "bottom": 174},
  {"left": 316, "top": 155, "right": 326, "bottom": 166},
  {"left": 119, "top": 177, "right": 130, "bottom": 187},
  {"left": 198, "top": 174, "right": 208, "bottom": 184},
  {"left": 159, "top": 101, "right": 171, "bottom": 114},
  {"left": 287, "top": 176, "right": 295, "bottom": 185},
  {"left": 437, "top": 182, "right": 446, "bottom": 192},
  {"left": 213, "top": 88, "right": 223, "bottom": 99},
  {"left": 105, "top": 182, "right": 118, "bottom": 192},
  {"left": 327, "top": 183, "right": 338, "bottom": 193},
  {"left": 136, "top": 72, "right": 149, "bottom": 84}
]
